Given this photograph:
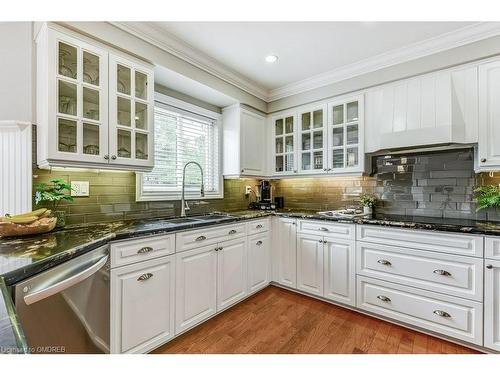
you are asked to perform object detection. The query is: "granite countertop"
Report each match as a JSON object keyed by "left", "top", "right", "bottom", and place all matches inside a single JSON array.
[{"left": 1, "top": 209, "right": 499, "bottom": 354}]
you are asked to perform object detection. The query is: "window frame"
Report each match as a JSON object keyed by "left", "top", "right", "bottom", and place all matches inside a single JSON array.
[{"left": 136, "top": 92, "right": 223, "bottom": 202}]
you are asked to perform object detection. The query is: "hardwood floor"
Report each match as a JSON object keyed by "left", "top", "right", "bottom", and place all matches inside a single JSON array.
[{"left": 153, "top": 286, "right": 480, "bottom": 354}]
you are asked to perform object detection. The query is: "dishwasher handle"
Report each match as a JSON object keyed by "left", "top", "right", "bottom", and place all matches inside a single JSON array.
[{"left": 23, "top": 254, "right": 109, "bottom": 306}]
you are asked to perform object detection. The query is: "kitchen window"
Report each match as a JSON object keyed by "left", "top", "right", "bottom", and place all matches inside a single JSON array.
[{"left": 136, "top": 94, "right": 222, "bottom": 201}]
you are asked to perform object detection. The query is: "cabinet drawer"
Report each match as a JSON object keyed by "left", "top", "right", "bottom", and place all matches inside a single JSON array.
[
  {"left": 175, "top": 223, "right": 246, "bottom": 252},
  {"left": 486, "top": 237, "right": 500, "bottom": 260},
  {"left": 297, "top": 220, "right": 355, "bottom": 240},
  {"left": 110, "top": 234, "right": 175, "bottom": 268},
  {"left": 357, "top": 276, "right": 483, "bottom": 345},
  {"left": 357, "top": 225, "right": 483, "bottom": 257},
  {"left": 246, "top": 218, "right": 271, "bottom": 235},
  {"left": 356, "top": 242, "right": 483, "bottom": 301}
]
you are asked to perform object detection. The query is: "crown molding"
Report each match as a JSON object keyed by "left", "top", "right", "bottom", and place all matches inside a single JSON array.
[
  {"left": 268, "top": 22, "right": 500, "bottom": 101},
  {"left": 109, "top": 22, "right": 269, "bottom": 102},
  {"left": 111, "top": 22, "right": 500, "bottom": 104}
]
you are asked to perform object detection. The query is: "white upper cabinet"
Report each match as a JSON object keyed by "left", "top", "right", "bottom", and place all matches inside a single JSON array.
[
  {"left": 222, "top": 105, "right": 267, "bottom": 177},
  {"left": 108, "top": 54, "right": 154, "bottom": 170},
  {"left": 365, "top": 66, "right": 478, "bottom": 153},
  {"left": 478, "top": 59, "right": 500, "bottom": 171},
  {"left": 298, "top": 104, "right": 327, "bottom": 174},
  {"left": 36, "top": 23, "right": 154, "bottom": 171},
  {"left": 272, "top": 112, "right": 298, "bottom": 175},
  {"left": 326, "top": 95, "right": 364, "bottom": 174}
]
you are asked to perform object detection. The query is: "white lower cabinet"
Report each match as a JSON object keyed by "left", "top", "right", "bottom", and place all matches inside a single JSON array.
[
  {"left": 277, "top": 218, "right": 297, "bottom": 288},
  {"left": 175, "top": 244, "right": 218, "bottom": 335},
  {"left": 111, "top": 255, "right": 175, "bottom": 354},
  {"left": 247, "top": 232, "right": 271, "bottom": 293},
  {"left": 485, "top": 260, "right": 500, "bottom": 351},
  {"left": 324, "top": 237, "right": 355, "bottom": 306},
  {"left": 217, "top": 237, "right": 248, "bottom": 310},
  {"left": 297, "top": 234, "right": 324, "bottom": 296},
  {"left": 357, "top": 276, "right": 483, "bottom": 345}
]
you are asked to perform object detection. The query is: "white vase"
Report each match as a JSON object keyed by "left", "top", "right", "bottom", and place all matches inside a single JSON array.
[{"left": 363, "top": 206, "right": 373, "bottom": 216}]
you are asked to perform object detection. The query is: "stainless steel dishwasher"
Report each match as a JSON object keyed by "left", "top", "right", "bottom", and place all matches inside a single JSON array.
[{"left": 14, "top": 245, "right": 110, "bottom": 354}]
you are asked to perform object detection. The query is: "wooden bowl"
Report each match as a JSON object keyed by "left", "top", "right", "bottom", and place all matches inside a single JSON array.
[{"left": 0, "top": 217, "right": 57, "bottom": 237}]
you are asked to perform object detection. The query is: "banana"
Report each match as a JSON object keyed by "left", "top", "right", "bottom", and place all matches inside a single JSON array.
[
  {"left": 11, "top": 208, "right": 47, "bottom": 218},
  {"left": 6, "top": 216, "right": 39, "bottom": 225},
  {"left": 39, "top": 209, "right": 52, "bottom": 218}
]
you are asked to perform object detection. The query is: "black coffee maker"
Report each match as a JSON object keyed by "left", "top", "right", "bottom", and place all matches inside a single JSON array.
[{"left": 249, "top": 180, "right": 276, "bottom": 210}]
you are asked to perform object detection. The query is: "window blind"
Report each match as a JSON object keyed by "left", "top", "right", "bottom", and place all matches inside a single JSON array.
[{"left": 142, "top": 103, "right": 220, "bottom": 197}]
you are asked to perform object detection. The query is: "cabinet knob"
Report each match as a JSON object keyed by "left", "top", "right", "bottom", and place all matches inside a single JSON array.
[
  {"left": 323, "top": 169, "right": 328, "bottom": 172},
  {"left": 294, "top": 170, "right": 297, "bottom": 173},
  {"left": 228, "top": 229, "right": 237, "bottom": 235},
  {"left": 104, "top": 154, "right": 109, "bottom": 160},
  {"left": 433, "top": 269, "right": 452, "bottom": 277},
  {"left": 486, "top": 264, "right": 494, "bottom": 269},
  {"left": 137, "top": 273, "right": 153, "bottom": 281},
  {"left": 256, "top": 241, "right": 263, "bottom": 246},
  {"left": 241, "top": 169, "right": 244, "bottom": 173},
  {"left": 481, "top": 158, "right": 487, "bottom": 163},
  {"left": 111, "top": 155, "right": 117, "bottom": 160},
  {"left": 319, "top": 239, "right": 323, "bottom": 243},
  {"left": 256, "top": 224, "right": 263, "bottom": 229}
]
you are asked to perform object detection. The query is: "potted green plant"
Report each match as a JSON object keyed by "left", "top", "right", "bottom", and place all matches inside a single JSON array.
[
  {"left": 474, "top": 185, "right": 500, "bottom": 215},
  {"left": 360, "top": 193, "right": 377, "bottom": 216},
  {"left": 34, "top": 178, "right": 74, "bottom": 227}
]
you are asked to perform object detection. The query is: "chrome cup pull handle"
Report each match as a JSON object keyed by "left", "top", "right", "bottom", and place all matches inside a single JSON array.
[
  {"left": 433, "top": 269, "right": 452, "bottom": 277},
  {"left": 377, "top": 295, "right": 391, "bottom": 303},
  {"left": 319, "top": 227, "right": 329, "bottom": 231},
  {"left": 228, "top": 229, "right": 237, "bottom": 235},
  {"left": 137, "top": 246, "right": 153, "bottom": 254},
  {"left": 195, "top": 235, "right": 207, "bottom": 241},
  {"left": 256, "top": 241, "right": 263, "bottom": 246},
  {"left": 433, "top": 310, "right": 451, "bottom": 318},
  {"left": 377, "top": 259, "right": 392, "bottom": 266},
  {"left": 137, "top": 273, "right": 153, "bottom": 281},
  {"left": 256, "top": 224, "right": 263, "bottom": 229}
]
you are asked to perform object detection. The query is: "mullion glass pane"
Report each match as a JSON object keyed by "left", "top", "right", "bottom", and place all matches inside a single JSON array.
[
  {"left": 58, "top": 42, "right": 77, "bottom": 79},
  {"left": 135, "top": 102, "right": 148, "bottom": 129},
  {"left": 302, "top": 152, "right": 311, "bottom": 170},
  {"left": 285, "top": 117, "right": 294, "bottom": 133},
  {"left": 83, "top": 87, "right": 99, "bottom": 121},
  {"left": 275, "top": 119, "right": 283, "bottom": 135},
  {"left": 58, "top": 80, "right": 77, "bottom": 116},
  {"left": 332, "top": 127, "right": 343, "bottom": 147},
  {"left": 313, "top": 110, "right": 323, "bottom": 128},
  {"left": 117, "top": 97, "right": 131, "bottom": 126},
  {"left": 117, "top": 64, "right": 131, "bottom": 95},
  {"left": 275, "top": 155, "right": 284, "bottom": 172},
  {"left": 332, "top": 149, "right": 344, "bottom": 169},
  {"left": 135, "top": 133, "right": 148, "bottom": 160},
  {"left": 83, "top": 51, "right": 99, "bottom": 85},
  {"left": 83, "top": 123, "right": 99, "bottom": 155},
  {"left": 302, "top": 133, "right": 310, "bottom": 151},
  {"left": 58, "top": 118, "right": 77, "bottom": 153},
  {"left": 117, "top": 129, "right": 131, "bottom": 158},
  {"left": 301, "top": 112, "right": 311, "bottom": 131},
  {"left": 347, "top": 124, "right": 358, "bottom": 145},
  {"left": 347, "top": 147, "right": 359, "bottom": 167},
  {"left": 285, "top": 154, "right": 294, "bottom": 172},
  {"left": 332, "top": 105, "right": 343, "bottom": 125},
  {"left": 346, "top": 101, "right": 358, "bottom": 122},
  {"left": 313, "top": 151, "right": 323, "bottom": 170},
  {"left": 275, "top": 137, "right": 283, "bottom": 154},
  {"left": 313, "top": 131, "right": 323, "bottom": 149},
  {"left": 285, "top": 135, "right": 294, "bottom": 152},
  {"left": 135, "top": 71, "right": 148, "bottom": 99}
]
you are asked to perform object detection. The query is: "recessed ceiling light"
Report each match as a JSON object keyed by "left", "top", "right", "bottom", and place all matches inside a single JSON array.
[{"left": 265, "top": 55, "right": 278, "bottom": 63}]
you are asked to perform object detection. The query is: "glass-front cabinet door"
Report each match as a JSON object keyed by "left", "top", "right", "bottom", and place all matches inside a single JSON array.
[
  {"left": 298, "top": 105, "right": 327, "bottom": 174},
  {"left": 273, "top": 113, "right": 297, "bottom": 175},
  {"left": 327, "top": 95, "right": 364, "bottom": 173},
  {"left": 109, "top": 54, "right": 154, "bottom": 169},
  {"left": 49, "top": 31, "right": 109, "bottom": 165}
]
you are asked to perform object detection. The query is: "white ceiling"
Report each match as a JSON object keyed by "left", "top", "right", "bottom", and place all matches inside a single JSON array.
[
  {"left": 153, "top": 22, "right": 475, "bottom": 90},
  {"left": 117, "top": 21, "right": 500, "bottom": 103}
]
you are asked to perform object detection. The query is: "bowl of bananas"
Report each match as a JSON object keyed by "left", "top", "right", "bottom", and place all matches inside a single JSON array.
[{"left": 0, "top": 208, "right": 57, "bottom": 237}]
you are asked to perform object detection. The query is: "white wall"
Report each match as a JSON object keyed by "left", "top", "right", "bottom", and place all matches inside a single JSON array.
[{"left": 0, "top": 22, "right": 34, "bottom": 123}]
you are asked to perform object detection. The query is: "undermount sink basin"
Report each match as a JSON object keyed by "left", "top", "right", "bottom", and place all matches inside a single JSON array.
[
  {"left": 190, "top": 214, "right": 234, "bottom": 221},
  {"left": 165, "top": 218, "right": 201, "bottom": 224}
]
